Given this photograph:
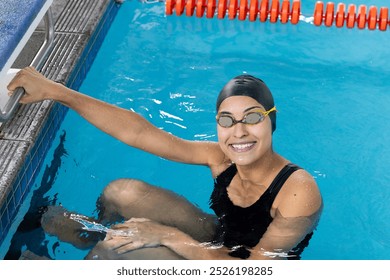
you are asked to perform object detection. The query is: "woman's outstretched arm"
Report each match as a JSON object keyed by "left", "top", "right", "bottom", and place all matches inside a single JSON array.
[{"left": 8, "top": 67, "right": 226, "bottom": 166}]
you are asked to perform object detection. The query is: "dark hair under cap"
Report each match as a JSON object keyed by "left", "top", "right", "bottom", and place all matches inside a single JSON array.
[{"left": 216, "top": 74, "right": 276, "bottom": 132}]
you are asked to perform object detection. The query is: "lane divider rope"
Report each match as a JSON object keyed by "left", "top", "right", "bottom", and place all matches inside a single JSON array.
[{"left": 165, "top": 0, "right": 389, "bottom": 31}]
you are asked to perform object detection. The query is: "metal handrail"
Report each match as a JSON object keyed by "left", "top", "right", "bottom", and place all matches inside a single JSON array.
[{"left": 0, "top": 8, "right": 55, "bottom": 122}]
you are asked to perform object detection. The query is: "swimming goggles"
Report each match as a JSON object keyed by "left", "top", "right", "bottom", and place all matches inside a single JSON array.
[{"left": 216, "top": 106, "right": 276, "bottom": 128}]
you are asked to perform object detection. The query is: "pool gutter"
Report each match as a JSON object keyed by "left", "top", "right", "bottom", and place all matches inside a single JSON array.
[{"left": 0, "top": 0, "right": 121, "bottom": 250}]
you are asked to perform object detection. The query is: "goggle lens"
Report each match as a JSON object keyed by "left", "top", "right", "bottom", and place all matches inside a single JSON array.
[
  {"left": 218, "top": 116, "right": 234, "bottom": 127},
  {"left": 217, "top": 112, "right": 265, "bottom": 128},
  {"left": 216, "top": 107, "right": 276, "bottom": 128},
  {"left": 245, "top": 112, "right": 264, "bottom": 124}
]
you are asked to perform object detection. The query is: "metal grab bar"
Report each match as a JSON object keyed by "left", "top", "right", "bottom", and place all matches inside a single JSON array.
[{"left": 0, "top": 8, "right": 55, "bottom": 122}]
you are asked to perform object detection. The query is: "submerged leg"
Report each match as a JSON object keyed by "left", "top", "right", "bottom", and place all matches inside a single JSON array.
[
  {"left": 85, "top": 242, "right": 185, "bottom": 260},
  {"left": 41, "top": 178, "right": 216, "bottom": 259},
  {"left": 97, "top": 178, "right": 216, "bottom": 242},
  {"left": 88, "top": 178, "right": 216, "bottom": 259},
  {"left": 40, "top": 205, "right": 105, "bottom": 249}
]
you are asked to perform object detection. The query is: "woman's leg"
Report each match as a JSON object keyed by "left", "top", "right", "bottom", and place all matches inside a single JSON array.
[
  {"left": 40, "top": 205, "right": 105, "bottom": 249},
  {"left": 85, "top": 242, "right": 186, "bottom": 260},
  {"left": 86, "top": 178, "right": 216, "bottom": 260},
  {"left": 41, "top": 178, "right": 215, "bottom": 259},
  {"left": 97, "top": 178, "right": 216, "bottom": 242}
]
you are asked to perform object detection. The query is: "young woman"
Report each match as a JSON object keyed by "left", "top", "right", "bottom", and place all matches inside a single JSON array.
[{"left": 8, "top": 67, "right": 322, "bottom": 260}]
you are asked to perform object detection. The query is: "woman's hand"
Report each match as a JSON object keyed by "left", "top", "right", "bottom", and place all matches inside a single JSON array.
[
  {"left": 103, "top": 218, "right": 174, "bottom": 254},
  {"left": 7, "top": 67, "right": 62, "bottom": 104}
]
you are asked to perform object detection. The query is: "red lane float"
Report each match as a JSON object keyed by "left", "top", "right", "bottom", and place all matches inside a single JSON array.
[
  {"left": 357, "top": 5, "right": 367, "bottom": 29},
  {"left": 290, "top": 0, "right": 300, "bottom": 24},
  {"left": 379, "top": 7, "right": 388, "bottom": 31},
  {"left": 175, "top": 0, "right": 185, "bottom": 15},
  {"left": 280, "top": 0, "right": 290, "bottom": 24},
  {"left": 249, "top": 0, "right": 258, "bottom": 21},
  {"left": 259, "top": 0, "right": 268, "bottom": 22},
  {"left": 313, "top": 1, "right": 389, "bottom": 31},
  {"left": 196, "top": 0, "right": 206, "bottom": 17},
  {"left": 166, "top": 0, "right": 174, "bottom": 15},
  {"left": 238, "top": 0, "right": 248, "bottom": 20},
  {"left": 228, "top": 0, "right": 238, "bottom": 19},
  {"left": 324, "top": 2, "right": 334, "bottom": 27},
  {"left": 367, "top": 6, "right": 377, "bottom": 30},
  {"left": 335, "top": 3, "right": 345, "bottom": 27},
  {"left": 346, "top": 4, "right": 356, "bottom": 28},
  {"left": 186, "top": 0, "right": 196, "bottom": 16},
  {"left": 269, "top": 0, "right": 280, "bottom": 23},
  {"left": 206, "top": 0, "right": 216, "bottom": 18},
  {"left": 167, "top": 0, "right": 301, "bottom": 24},
  {"left": 217, "top": 0, "right": 227, "bottom": 18},
  {"left": 314, "top": 1, "right": 323, "bottom": 26},
  {"left": 166, "top": 0, "right": 389, "bottom": 31}
]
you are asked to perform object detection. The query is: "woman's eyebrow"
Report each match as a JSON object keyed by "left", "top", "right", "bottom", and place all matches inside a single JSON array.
[
  {"left": 244, "top": 106, "right": 264, "bottom": 112},
  {"left": 218, "top": 106, "right": 263, "bottom": 115},
  {"left": 218, "top": 111, "right": 232, "bottom": 115}
]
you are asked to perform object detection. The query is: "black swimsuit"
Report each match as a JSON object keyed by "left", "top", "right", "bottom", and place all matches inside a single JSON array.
[{"left": 209, "top": 163, "right": 313, "bottom": 259}]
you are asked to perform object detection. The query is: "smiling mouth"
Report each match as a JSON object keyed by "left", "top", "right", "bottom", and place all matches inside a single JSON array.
[{"left": 229, "top": 142, "right": 256, "bottom": 153}]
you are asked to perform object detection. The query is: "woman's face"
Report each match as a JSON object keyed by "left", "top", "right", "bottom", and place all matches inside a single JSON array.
[{"left": 217, "top": 96, "right": 273, "bottom": 166}]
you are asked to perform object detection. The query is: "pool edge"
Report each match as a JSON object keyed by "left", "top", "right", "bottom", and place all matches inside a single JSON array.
[{"left": 0, "top": 0, "right": 121, "bottom": 255}]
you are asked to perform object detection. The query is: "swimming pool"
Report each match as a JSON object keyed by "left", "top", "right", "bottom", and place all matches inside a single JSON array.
[{"left": 1, "top": 0, "right": 389, "bottom": 260}]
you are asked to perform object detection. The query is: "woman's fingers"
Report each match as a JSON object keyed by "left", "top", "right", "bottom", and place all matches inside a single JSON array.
[
  {"left": 7, "top": 67, "right": 35, "bottom": 91},
  {"left": 127, "top": 218, "right": 151, "bottom": 223},
  {"left": 103, "top": 236, "right": 133, "bottom": 250},
  {"left": 6, "top": 66, "right": 61, "bottom": 104},
  {"left": 116, "top": 240, "right": 146, "bottom": 254},
  {"left": 111, "top": 217, "right": 150, "bottom": 230},
  {"left": 102, "top": 236, "right": 148, "bottom": 254}
]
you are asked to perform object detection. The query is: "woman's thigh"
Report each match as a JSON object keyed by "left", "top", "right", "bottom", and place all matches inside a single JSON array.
[{"left": 99, "top": 178, "right": 216, "bottom": 242}]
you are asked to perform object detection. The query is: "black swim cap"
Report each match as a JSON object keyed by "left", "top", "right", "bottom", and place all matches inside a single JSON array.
[{"left": 216, "top": 75, "right": 276, "bottom": 132}]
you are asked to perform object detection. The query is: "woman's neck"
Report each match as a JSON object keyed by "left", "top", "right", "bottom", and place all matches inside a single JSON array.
[{"left": 235, "top": 151, "right": 288, "bottom": 187}]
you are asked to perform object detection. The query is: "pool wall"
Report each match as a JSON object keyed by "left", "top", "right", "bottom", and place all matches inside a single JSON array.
[{"left": 0, "top": 0, "right": 121, "bottom": 250}]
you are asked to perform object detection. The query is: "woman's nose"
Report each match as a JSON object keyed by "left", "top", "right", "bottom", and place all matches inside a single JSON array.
[{"left": 233, "top": 122, "right": 249, "bottom": 138}]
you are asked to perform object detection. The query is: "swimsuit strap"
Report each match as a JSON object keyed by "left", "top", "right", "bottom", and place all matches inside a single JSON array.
[
  {"left": 214, "top": 163, "right": 237, "bottom": 189},
  {"left": 266, "top": 163, "right": 302, "bottom": 202}
]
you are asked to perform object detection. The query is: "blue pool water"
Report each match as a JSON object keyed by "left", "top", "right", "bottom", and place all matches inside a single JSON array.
[{"left": 1, "top": 0, "right": 390, "bottom": 260}]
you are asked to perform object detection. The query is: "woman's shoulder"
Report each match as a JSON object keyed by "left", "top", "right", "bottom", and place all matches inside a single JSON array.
[{"left": 274, "top": 167, "right": 323, "bottom": 218}]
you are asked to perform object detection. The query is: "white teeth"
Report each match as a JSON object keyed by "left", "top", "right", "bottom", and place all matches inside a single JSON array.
[{"left": 231, "top": 143, "right": 254, "bottom": 151}]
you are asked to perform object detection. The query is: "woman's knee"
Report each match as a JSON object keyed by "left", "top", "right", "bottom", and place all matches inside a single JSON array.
[
  {"left": 98, "top": 178, "right": 153, "bottom": 220},
  {"left": 102, "top": 178, "right": 151, "bottom": 206}
]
